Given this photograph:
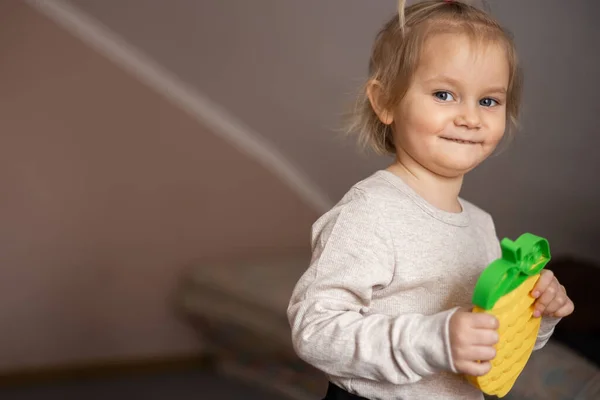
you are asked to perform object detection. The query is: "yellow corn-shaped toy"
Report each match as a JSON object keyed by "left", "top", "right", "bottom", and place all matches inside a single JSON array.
[{"left": 467, "top": 233, "right": 551, "bottom": 398}]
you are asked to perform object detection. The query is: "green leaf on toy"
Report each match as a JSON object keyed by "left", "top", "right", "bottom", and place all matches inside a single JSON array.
[{"left": 472, "top": 233, "right": 551, "bottom": 310}]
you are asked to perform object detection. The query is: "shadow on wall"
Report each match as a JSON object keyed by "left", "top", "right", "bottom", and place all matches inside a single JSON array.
[
  {"left": 58, "top": 0, "right": 600, "bottom": 266},
  {"left": 0, "top": 1, "right": 316, "bottom": 372}
]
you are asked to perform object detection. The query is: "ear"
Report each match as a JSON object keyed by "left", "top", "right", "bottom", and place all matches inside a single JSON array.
[{"left": 366, "top": 79, "right": 394, "bottom": 125}]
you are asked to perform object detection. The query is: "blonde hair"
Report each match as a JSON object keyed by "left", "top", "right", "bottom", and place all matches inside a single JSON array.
[{"left": 348, "top": 0, "right": 522, "bottom": 155}]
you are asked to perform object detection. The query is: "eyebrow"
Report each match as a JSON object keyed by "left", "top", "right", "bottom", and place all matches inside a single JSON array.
[{"left": 424, "top": 75, "right": 507, "bottom": 95}]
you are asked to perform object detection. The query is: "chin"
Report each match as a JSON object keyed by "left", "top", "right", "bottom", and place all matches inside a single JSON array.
[{"left": 431, "top": 162, "right": 480, "bottom": 178}]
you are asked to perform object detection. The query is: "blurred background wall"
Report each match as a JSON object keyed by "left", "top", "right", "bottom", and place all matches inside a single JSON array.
[
  {"left": 0, "top": 0, "right": 598, "bottom": 373},
  {"left": 0, "top": 0, "right": 316, "bottom": 372}
]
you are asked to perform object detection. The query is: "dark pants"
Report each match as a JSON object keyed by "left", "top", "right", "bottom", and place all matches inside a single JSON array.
[{"left": 323, "top": 382, "right": 369, "bottom": 400}]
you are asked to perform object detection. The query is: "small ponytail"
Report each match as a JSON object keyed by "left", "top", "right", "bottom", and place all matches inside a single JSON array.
[{"left": 398, "top": 0, "right": 406, "bottom": 32}]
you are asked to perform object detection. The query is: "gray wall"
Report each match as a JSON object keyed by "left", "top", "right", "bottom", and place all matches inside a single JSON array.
[
  {"left": 66, "top": 0, "right": 600, "bottom": 262},
  {"left": 0, "top": 0, "right": 315, "bottom": 371}
]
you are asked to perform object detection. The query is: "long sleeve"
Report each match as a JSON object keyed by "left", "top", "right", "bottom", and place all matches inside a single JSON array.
[
  {"left": 287, "top": 190, "right": 457, "bottom": 385},
  {"left": 534, "top": 316, "right": 561, "bottom": 350}
]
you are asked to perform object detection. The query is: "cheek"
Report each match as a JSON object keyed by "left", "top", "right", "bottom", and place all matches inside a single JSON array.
[
  {"left": 488, "top": 116, "right": 507, "bottom": 141},
  {"left": 397, "top": 102, "right": 447, "bottom": 138}
]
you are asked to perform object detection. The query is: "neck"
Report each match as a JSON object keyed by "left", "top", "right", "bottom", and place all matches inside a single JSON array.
[{"left": 387, "top": 152, "right": 464, "bottom": 213}]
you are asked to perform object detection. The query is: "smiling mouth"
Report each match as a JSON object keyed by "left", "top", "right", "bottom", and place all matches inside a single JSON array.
[{"left": 441, "top": 137, "right": 481, "bottom": 145}]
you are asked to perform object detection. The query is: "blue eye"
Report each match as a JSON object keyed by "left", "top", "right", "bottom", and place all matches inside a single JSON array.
[
  {"left": 480, "top": 98, "right": 498, "bottom": 107},
  {"left": 434, "top": 91, "right": 455, "bottom": 102}
]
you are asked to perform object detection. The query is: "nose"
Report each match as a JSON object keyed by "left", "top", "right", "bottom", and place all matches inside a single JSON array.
[{"left": 455, "top": 103, "right": 482, "bottom": 129}]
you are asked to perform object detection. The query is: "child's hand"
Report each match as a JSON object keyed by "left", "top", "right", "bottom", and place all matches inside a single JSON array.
[
  {"left": 531, "top": 270, "right": 574, "bottom": 318},
  {"left": 449, "top": 309, "right": 499, "bottom": 376}
]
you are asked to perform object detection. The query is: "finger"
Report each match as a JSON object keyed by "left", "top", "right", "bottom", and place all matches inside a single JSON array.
[
  {"left": 469, "top": 345, "right": 497, "bottom": 362},
  {"left": 534, "top": 280, "right": 559, "bottom": 317},
  {"left": 471, "top": 328, "right": 500, "bottom": 346},
  {"left": 543, "top": 285, "right": 567, "bottom": 315},
  {"left": 469, "top": 313, "right": 499, "bottom": 330},
  {"left": 460, "top": 361, "right": 492, "bottom": 377},
  {"left": 535, "top": 279, "right": 558, "bottom": 307},
  {"left": 552, "top": 299, "right": 575, "bottom": 318},
  {"left": 544, "top": 295, "right": 567, "bottom": 315},
  {"left": 531, "top": 270, "right": 555, "bottom": 298}
]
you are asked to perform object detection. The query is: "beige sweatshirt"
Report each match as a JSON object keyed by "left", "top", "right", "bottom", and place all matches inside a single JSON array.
[{"left": 287, "top": 170, "right": 559, "bottom": 400}]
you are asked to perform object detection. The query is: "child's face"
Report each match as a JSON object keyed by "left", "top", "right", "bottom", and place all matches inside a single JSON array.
[{"left": 392, "top": 33, "right": 509, "bottom": 178}]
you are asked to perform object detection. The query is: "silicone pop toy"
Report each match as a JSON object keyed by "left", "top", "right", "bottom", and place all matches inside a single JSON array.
[{"left": 466, "top": 233, "right": 551, "bottom": 398}]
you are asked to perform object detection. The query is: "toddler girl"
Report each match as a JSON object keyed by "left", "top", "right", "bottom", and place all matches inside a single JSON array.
[{"left": 287, "top": 1, "right": 574, "bottom": 399}]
